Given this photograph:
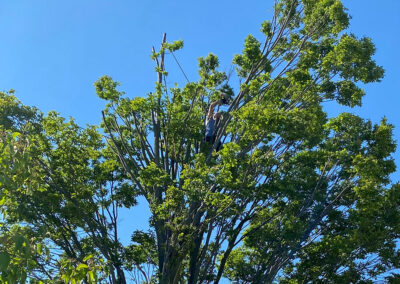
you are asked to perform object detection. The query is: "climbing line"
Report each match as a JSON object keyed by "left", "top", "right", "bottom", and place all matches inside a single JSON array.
[{"left": 170, "top": 50, "right": 190, "bottom": 84}]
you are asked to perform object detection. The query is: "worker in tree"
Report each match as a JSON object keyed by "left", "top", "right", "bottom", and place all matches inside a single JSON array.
[{"left": 205, "top": 93, "right": 228, "bottom": 151}]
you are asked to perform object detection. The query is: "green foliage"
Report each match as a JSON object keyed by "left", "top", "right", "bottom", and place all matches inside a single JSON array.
[
  {"left": 165, "top": 40, "right": 184, "bottom": 52},
  {"left": 303, "top": 0, "right": 350, "bottom": 37},
  {"left": 125, "top": 230, "right": 158, "bottom": 272},
  {"left": 95, "top": 75, "right": 125, "bottom": 101},
  {"left": 322, "top": 34, "right": 385, "bottom": 83},
  {"left": 233, "top": 35, "right": 264, "bottom": 78},
  {"left": 0, "top": 0, "right": 397, "bottom": 283},
  {"left": 198, "top": 53, "right": 227, "bottom": 89},
  {"left": 0, "top": 226, "right": 35, "bottom": 283},
  {"left": 0, "top": 90, "right": 41, "bottom": 133},
  {"left": 0, "top": 103, "right": 128, "bottom": 282}
]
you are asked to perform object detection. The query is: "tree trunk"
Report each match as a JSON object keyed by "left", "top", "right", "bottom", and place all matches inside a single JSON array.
[{"left": 188, "top": 233, "right": 202, "bottom": 284}]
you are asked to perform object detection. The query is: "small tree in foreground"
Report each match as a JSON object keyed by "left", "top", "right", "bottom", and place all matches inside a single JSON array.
[{"left": 1, "top": 0, "right": 400, "bottom": 283}]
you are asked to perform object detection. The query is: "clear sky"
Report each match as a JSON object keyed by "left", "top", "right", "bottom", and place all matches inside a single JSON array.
[{"left": 1, "top": 0, "right": 399, "bottom": 275}]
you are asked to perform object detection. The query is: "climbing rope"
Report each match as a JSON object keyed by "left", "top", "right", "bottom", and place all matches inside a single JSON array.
[{"left": 170, "top": 50, "right": 190, "bottom": 84}]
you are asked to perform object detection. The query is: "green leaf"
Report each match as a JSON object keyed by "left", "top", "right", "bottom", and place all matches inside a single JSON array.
[
  {"left": 83, "top": 254, "right": 93, "bottom": 262},
  {"left": 77, "top": 263, "right": 88, "bottom": 271},
  {"left": 0, "top": 251, "right": 10, "bottom": 271},
  {"left": 88, "top": 270, "right": 95, "bottom": 282},
  {"left": 36, "top": 243, "right": 42, "bottom": 255}
]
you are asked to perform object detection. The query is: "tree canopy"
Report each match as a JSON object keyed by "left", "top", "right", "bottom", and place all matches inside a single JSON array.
[{"left": 1, "top": 0, "right": 399, "bottom": 283}]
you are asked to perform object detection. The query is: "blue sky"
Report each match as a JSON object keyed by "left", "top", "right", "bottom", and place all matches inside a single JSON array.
[
  {"left": 4, "top": 1, "right": 398, "bottom": 127},
  {"left": 1, "top": 0, "right": 399, "bottom": 278},
  {"left": 1, "top": 0, "right": 399, "bottom": 132}
]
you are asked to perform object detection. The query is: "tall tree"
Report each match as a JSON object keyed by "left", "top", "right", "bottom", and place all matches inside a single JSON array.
[
  {"left": 1, "top": 0, "right": 399, "bottom": 283},
  {"left": 0, "top": 92, "right": 132, "bottom": 282}
]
